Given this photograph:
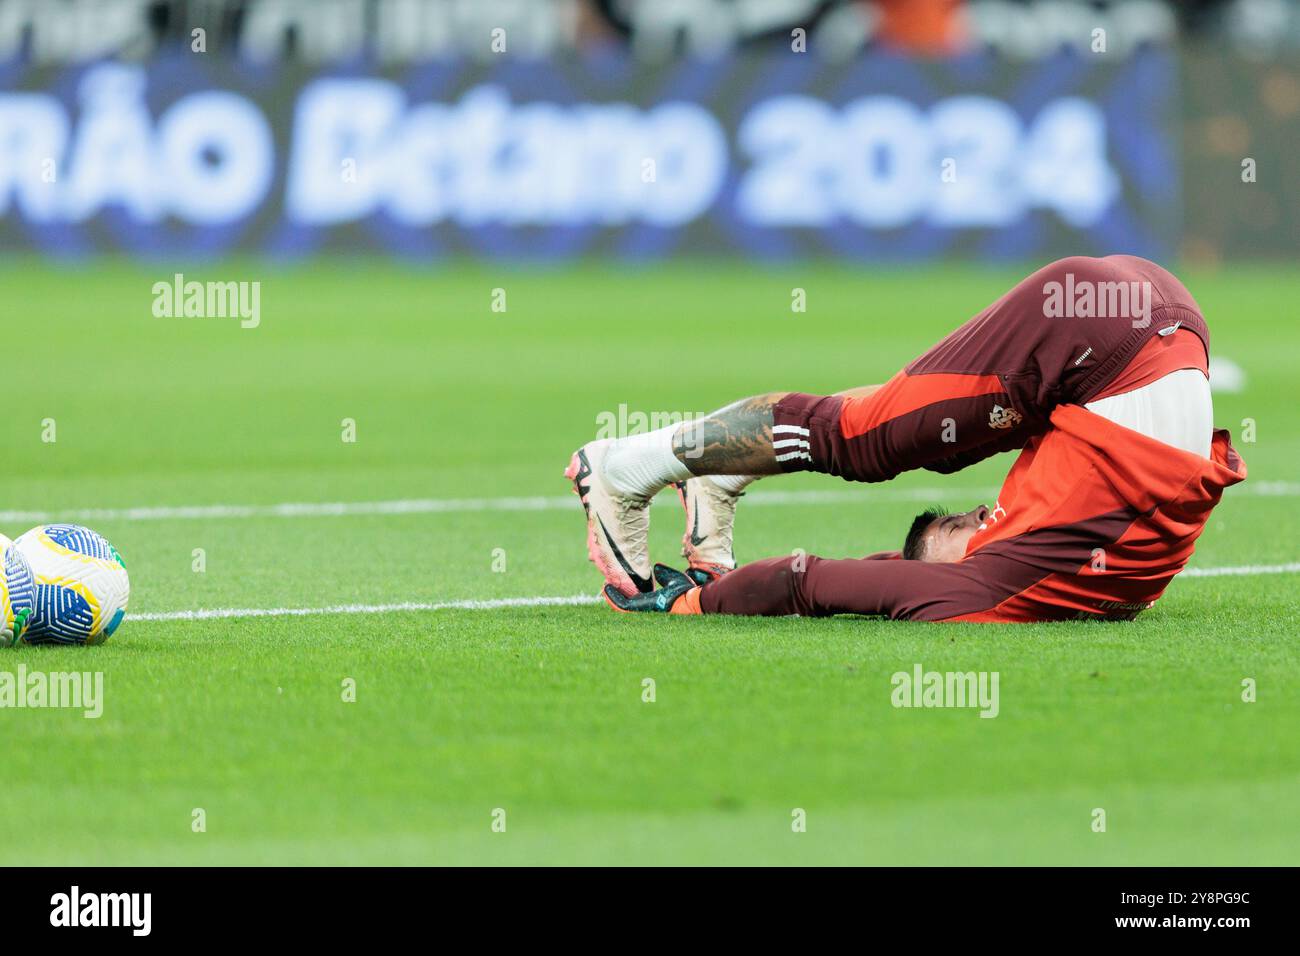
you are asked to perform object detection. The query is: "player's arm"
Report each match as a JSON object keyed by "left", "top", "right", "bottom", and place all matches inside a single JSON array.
[{"left": 607, "top": 552, "right": 999, "bottom": 621}]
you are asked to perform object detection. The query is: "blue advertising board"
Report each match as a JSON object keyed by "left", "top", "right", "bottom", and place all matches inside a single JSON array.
[{"left": 0, "top": 50, "right": 1178, "bottom": 261}]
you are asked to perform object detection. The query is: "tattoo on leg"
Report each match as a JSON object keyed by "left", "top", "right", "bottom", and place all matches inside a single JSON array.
[{"left": 673, "top": 392, "right": 788, "bottom": 476}]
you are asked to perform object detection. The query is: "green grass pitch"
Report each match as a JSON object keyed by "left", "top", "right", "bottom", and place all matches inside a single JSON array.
[{"left": 1, "top": 259, "right": 1296, "bottom": 865}]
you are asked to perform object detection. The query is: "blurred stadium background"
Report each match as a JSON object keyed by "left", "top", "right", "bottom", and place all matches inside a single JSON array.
[{"left": 0, "top": 0, "right": 1297, "bottom": 264}]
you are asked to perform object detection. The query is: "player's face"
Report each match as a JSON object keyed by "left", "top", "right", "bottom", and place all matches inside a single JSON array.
[{"left": 920, "top": 505, "right": 990, "bottom": 563}]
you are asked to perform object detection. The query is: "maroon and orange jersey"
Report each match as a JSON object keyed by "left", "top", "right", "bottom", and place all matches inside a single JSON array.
[
  {"left": 691, "top": 405, "right": 1245, "bottom": 622},
  {"left": 676, "top": 256, "right": 1240, "bottom": 623},
  {"left": 947, "top": 404, "right": 1244, "bottom": 621}
]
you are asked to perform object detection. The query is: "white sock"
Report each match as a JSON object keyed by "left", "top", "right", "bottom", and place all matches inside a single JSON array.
[
  {"left": 602, "top": 426, "right": 694, "bottom": 498},
  {"left": 707, "top": 474, "right": 759, "bottom": 496}
]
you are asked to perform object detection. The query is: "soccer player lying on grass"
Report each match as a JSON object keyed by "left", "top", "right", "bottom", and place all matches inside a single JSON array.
[{"left": 565, "top": 255, "right": 1246, "bottom": 622}]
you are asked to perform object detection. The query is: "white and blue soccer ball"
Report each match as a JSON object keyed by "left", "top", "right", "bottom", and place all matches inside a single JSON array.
[
  {"left": 14, "top": 524, "right": 129, "bottom": 646},
  {"left": 0, "top": 534, "right": 36, "bottom": 646}
]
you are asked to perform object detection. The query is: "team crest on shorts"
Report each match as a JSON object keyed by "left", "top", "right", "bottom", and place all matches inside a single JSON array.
[{"left": 988, "top": 404, "right": 1023, "bottom": 430}]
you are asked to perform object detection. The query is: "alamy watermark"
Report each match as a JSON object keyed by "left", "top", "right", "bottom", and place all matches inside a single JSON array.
[
  {"left": 595, "top": 404, "right": 706, "bottom": 457},
  {"left": 152, "top": 272, "right": 260, "bottom": 328},
  {"left": 0, "top": 666, "right": 103, "bottom": 718},
  {"left": 50, "top": 886, "right": 150, "bottom": 936},
  {"left": 890, "top": 664, "right": 999, "bottom": 718},
  {"left": 1043, "top": 273, "right": 1151, "bottom": 328}
]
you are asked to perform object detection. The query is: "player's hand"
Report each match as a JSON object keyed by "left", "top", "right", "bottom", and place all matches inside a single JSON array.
[
  {"left": 684, "top": 567, "right": 720, "bottom": 587},
  {"left": 604, "top": 564, "right": 695, "bottom": 612}
]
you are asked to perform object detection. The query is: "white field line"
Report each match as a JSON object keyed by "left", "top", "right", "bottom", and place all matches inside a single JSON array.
[
  {"left": 2, "top": 479, "right": 1297, "bottom": 525},
  {"left": 0, "top": 488, "right": 992, "bottom": 523},
  {"left": 126, "top": 562, "right": 1300, "bottom": 623},
  {"left": 128, "top": 594, "right": 603, "bottom": 622},
  {"left": 1179, "top": 561, "right": 1300, "bottom": 578}
]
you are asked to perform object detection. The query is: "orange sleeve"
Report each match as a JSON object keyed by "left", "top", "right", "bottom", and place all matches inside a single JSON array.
[{"left": 670, "top": 587, "right": 703, "bottom": 615}]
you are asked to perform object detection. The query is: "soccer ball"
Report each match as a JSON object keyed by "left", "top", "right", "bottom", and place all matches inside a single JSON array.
[
  {"left": 0, "top": 534, "right": 36, "bottom": 646},
  {"left": 15, "top": 524, "right": 129, "bottom": 646}
]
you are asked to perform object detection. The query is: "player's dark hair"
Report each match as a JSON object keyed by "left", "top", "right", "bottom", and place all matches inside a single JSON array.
[{"left": 902, "top": 507, "right": 949, "bottom": 561}]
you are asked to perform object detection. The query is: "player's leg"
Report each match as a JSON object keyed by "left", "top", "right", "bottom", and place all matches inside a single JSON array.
[
  {"left": 570, "top": 385, "right": 890, "bottom": 593},
  {"left": 758, "top": 254, "right": 1211, "bottom": 484},
  {"left": 673, "top": 384, "right": 892, "bottom": 574},
  {"left": 567, "top": 373, "right": 1003, "bottom": 593},
  {"left": 670, "top": 385, "right": 889, "bottom": 580},
  {"left": 566, "top": 391, "right": 790, "bottom": 596}
]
